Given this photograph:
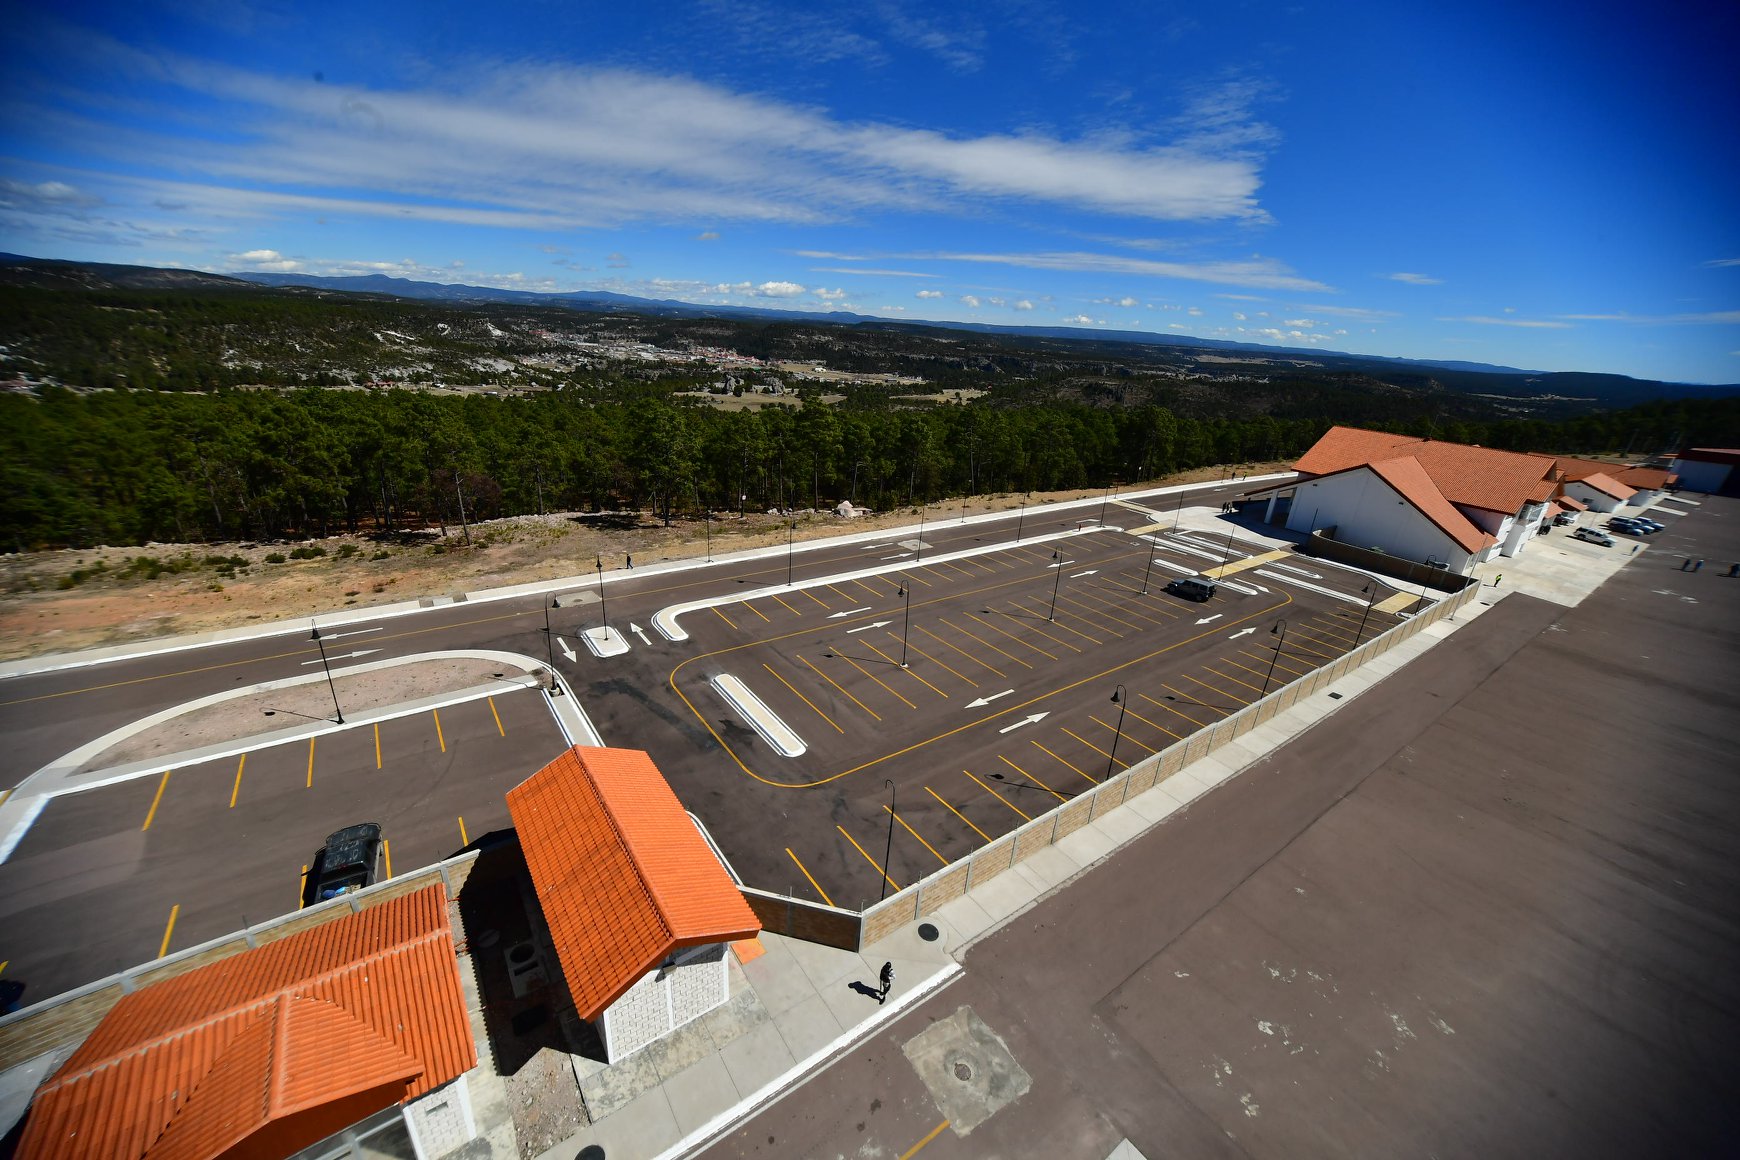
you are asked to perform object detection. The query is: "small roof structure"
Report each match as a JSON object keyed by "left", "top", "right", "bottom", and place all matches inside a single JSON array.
[
  {"left": 1556, "top": 493, "right": 1588, "bottom": 511},
  {"left": 1575, "top": 471, "right": 1638, "bottom": 502},
  {"left": 506, "top": 747, "right": 761, "bottom": 1022},
  {"left": 18, "top": 885, "right": 474, "bottom": 1160},
  {"left": 1295, "top": 427, "right": 1558, "bottom": 515}
]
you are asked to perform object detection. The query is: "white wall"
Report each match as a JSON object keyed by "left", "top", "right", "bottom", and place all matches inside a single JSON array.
[
  {"left": 1669, "top": 457, "right": 1731, "bottom": 492},
  {"left": 1563, "top": 480, "right": 1625, "bottom": 513},
  {"left": 600, "top": 944, "right": 730, "bottom": 1061},
  {"left": 1285, "top": 469, "right": 1471, "bottom": 570}
]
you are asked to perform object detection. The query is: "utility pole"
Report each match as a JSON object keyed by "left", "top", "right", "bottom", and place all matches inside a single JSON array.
[
  {"left": 453, "top": 468, "right": 472, "bottom": 546},
  {"left": 309, "top": 624, "right": 345, "bottom": 724}
]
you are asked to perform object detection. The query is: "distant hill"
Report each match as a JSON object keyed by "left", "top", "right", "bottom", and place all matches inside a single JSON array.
[{"left": 0, "top": 252, "right": 252, "bottom": 292}]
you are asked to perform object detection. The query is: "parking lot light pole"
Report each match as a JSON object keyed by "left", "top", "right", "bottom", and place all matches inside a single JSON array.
[
  {"left": 1261, "top": 619, "right": 1288, "bottom": 697},
  {"left": 1221, "top": 520, "right": 1239, "bottom": 568},
  {"left": 1049, "top": 551, "right": 1064, "bottom": 621},
  {"left": 1107, "top": 685, "right": 1128, "bottom": 777},
  {"left": 309, "top": 625, "right": 344, "bottom": 725},
  {"left": 595, "top": 555, "right": 609, "bottom": 635},
  {"left": 880, "top": 779, "right": 896, "bottom": 902},
  {"left": 1140, "top": 530, "right": 1158, "bottom": 595},
  {"left": 542, "top": 596, "right": 563, "bottom": 695},
  {"left": 1173, "top": 487, "right": 1187, "bottom": 531},
  {"left": 1355, "top": 582, "right": 1376, "bottom": 644},
  {"left": 916, "top": 510, "right": 926, "bottom": 563},
  {"left": 1016, "top": 496, "right": 1027, "bottom": 542},
  {"left": 787, "top": 520, "right": 797, "bottom": 586},
  {"left": 897, "top": 583, "right": 912, "bottom": 667}
]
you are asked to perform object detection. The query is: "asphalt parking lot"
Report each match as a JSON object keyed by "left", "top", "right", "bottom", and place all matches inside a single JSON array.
[
  {"left": 657, "top": 523, "right": 1405, "bottom": 909},
  {"left": 0, "top": 687, "right": 561, "bottom": 1001}
]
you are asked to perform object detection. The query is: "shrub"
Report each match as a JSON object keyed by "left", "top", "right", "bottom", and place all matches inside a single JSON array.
[
  {"left": 265, "top": 552, "right": 287, "bottom": 564},
  {"left": 336, "top": 544, "right": 360, "bottom": 559},
  {"left": 371, "top": 549, "right": 392, "bottom": 560},
  {"left": 289, "top": 545, "right": 327, "bottom": 560}
]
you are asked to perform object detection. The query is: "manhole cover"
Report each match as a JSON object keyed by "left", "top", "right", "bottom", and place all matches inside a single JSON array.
[
  {"left": 918, "top": 922, "right": 941, "bottom": 942},
  {"left": 954, "top": 1060, "right": 973, "bottom": 1081},
  {"left": 577, "top": 1147, "right": 607, "bottom": 1160}
]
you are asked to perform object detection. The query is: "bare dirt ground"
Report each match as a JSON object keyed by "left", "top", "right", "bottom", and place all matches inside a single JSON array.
[{"left": 0, "top": 464, "right": 1287, "bottom": 663}]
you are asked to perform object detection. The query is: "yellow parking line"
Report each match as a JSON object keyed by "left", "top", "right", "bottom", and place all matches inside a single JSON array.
[
  {"left": 888, "top": 632, "right": 976, "bottom": 687},
  {"left": 967, "top": 612, "right": 1058, "bottom": 660},
  {"left": 712, "top": 606, "right": 740, "bottom": 631},
  {"left": 786, "top": 847, "right": 835, "bottom": 907},
  {"left": 798, "top": 654, "right": 880, "bottom": 721},
  {"left": 0, "top": 788, "right": 11, "bottom": 809},
  {"left": 771, "top": 593, "right": 802, "bottom": 616},
  {"left": 916, "top": 624, "right": 1005, "bottom": 678},
  {"left": 964, "top": 769, "right": 1031, "bottom": 820},
  {"left": 861, "top": 640, "right": 949, "bottom": 697},
  {"left": 939, "top": 561, "right": 975, "bottom": 579},
  {"left": 838, "top": 825, "right": 900, "bottom": 891},
  {"left": 853, "top": 578, "right": 889, "bottom": 599},
  {"left": 0, "top": 961, "right": 7, "bottom": 978},
  {"left": 939, "top": 617, "right": 1032, "bottom": 669},
  {"left": 1031, "top": 740, "right": 1097, "bottom": 785},
  {"left": 900, "top": 1120, "right": 951, "bottom": 1159},
  {"left": 374, "top": 723, "right": 382, "bottom": 769},
  {"left": 1061, "top": 727, "right": 1112, "bottom": 760},
  {"left": 742, "top": 600, "right": 772, "bottom": 622},
  {"left": 383, "top": 838, "right": 394, "bottom": 879},
  {"left": 299, "top": 865, "right": 308, "bottom": 909},
  {"left": 1185, "top": 672, "right": 1251, "bottom": 705},
  {"left": 158, "top": 905, "right": 179, "bottom": 958},
  {"left": 1060, "top": 591, "right": 1149, "bottom": 631},
  {"left": 927, "top": 786, "right": 991, "bottom": 842},
  {"left": 840, "top": 654, "right": 918, "bottom": 709},
  {"left": 307, "top": 737, "right": 316, "bottom": 787},
  {"left": 1124, "top": 706, "right": 1185, "bottom": 742},
  {"left": 1092, "top": 712, "right": 1157, "bottom": 754},
  {"left": 997, "top": 601, "right": 1088, "bottom": 650},
  {"left": 433, "top": 709, "right": 446, "bottom": 753},
  {"left": 142, "top": 770, "right": 172, "bottom": 830},
  {"left": 458, "top": 816, "right": 469, "bottom": 846},
  {"left": 1150, "top": 686, "right": 1216, "bottom": 723},
  {"left": 229, "top": 754, "right": 245, "bottom": 809},
  {"left": 1238, "top": 649, "right": 1311, "bottom": 677},
  {"left": 900, "top": 569, "right": 933, "bottom": 587},
  {"left": 999, "top": 755, "right": 1068, "bottom": 801},
  {"left": 885, "top": 805, "right": 949, "bottom": 865},
  {"left": 827, "top": 584, "right": 858, "bottom": 605},
  {"left": 488, "top": 696, "right": 506, "bottom": 736},
  {"left": 801, "top": 588, "right": 831, "bottom": 609},
  {"left": 764, "top": 662, "right": 845, "bottom": 733}
]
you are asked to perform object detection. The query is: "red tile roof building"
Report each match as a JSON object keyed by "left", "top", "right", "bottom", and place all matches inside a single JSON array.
[
  {"left": 507, "top": 746, "right": 760, "bottom": 1060},
  {"left": 17, "top": 885, "right": 474, "bottom": 1160}
]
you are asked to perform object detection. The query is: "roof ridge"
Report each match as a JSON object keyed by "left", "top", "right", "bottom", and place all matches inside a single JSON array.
[{"left": 575, "top": 750, "right": 682, "bottom": 946}]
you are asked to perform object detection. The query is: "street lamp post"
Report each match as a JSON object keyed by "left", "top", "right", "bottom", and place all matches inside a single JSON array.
[
  {"left": 850, "top": 459, "right": 868, "bottom": 506},
  {"left": 1222, "top": 519, "right": 1239, "bottom": 568},
  {"left": 1261, "top": 619, "right": 1288, "bottom": 696},
  {"left": 1355, "top": 582, "right": 1376, "bottom": 644},
  {"left": 880, "top": 779, "right": 897, "bottom": 902},
  {"left": 1173, "top": 487, "right": 1187, "bottom": 531},
  {"left": 1015, "top": 496, "right": 1027, "bottom": 543},
  {"left": 1107, "top": 685, "right": 1128, "bottom": 777},
  {"left": 1099, "top": 484, "right": 1114, "bottom": 526},
  {"left": 916, "top": 510, "right": 926, "bottom": 563},
  {"left": 309, "top": 624, "right": 345, "bottom": 724},
  {"left": 595, "top": 555, "right": 608, "bottom": 635},
  {"left": 787, "top": 519, "right": 797, "bottom": 586},
  {"left": 1049, "top": 550, "right": 1064, "bottom": 621},
  {"left": 542, "top": 596, "right": 563, "bottom": 694},
  {"left": 1140, "top": 529, "right": 1158, "bottom": 595},
  {"left": 896, "top": 582, "right": 914, "bottom": 666}
]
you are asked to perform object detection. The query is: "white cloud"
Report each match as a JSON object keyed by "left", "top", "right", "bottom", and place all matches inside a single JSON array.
[
  {"left": 988, "top": 296, "right": 1006, "bottom": 307},
  {"left": 813, "top": 287, "right": 847, "bottom": 300},
  {"left": 606, "top": 251, "right": 630, "bottom": 268},
  {"left": 915, "top": 289, "right": 944, "bottom": 299},
  {"left": 695, "top": 230, "right": 720, "bottom": 241},
  {"left": 1440, "top": 315, "right": 1573, "bottom": 329},
  {"left": 750, "top": 280, "right": 806, "bottom": 297},
  {"left": 1232, "top": 312, "right": 1246, "bottom": 321},
  {"left": 1186, "top": 306, "right": 1203, "bottom": 316},
  {"left": 1702, "top": 258, "right": 1740, "bottom": 268},
  {"left": 1283, "top": 317, "right": 1315, "bottom": 327},
  {"left": 0, "top": 178, "right": 102, "bottom": 209},
  {"left": 236, "top": 248, "right": 283, "bottom": 262},
  {"left": 961, "top": 294, "right": 981, "bottom": 307},
  {"left": 1387, "top": 272, "right": 1443, "bottom": 285},
  {"left": 919, "top": 250, "right": 1329, "bottom": 292},
  {"left": 1063, "top": 314, "right": 1096, "bottom": 324},
  {"left": 1297, "top": 303, "right": 1398, "bottom": 320},
  {"left": 1214, "top": 292, "right": 1266, "bottom": 301},
  {"left": 1093, "top": 295, "right": 1140, "bottom": 307},
  {"left": 1014, "top": 299, "right": 1034, "bottom": 310},
  {"left": 809, "top": 266, "right": 939, "bottom": 278}
]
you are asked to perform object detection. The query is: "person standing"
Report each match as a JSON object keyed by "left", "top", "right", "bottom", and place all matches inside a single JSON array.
[{"left": 878, "top": 961, "right": 895, "bottom": 1004}]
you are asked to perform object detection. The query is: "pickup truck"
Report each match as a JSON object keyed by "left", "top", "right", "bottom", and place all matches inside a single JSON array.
[{"left": 311, "top": 822, "right": 385, "bottom": 902}]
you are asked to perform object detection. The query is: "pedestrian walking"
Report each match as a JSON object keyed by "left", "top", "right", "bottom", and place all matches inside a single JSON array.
[
  {"left": 1694, "top": 558, "right": 1704, "bottom": 572},
  {"left": 626, "top": 554, "right": 633, "bottom": 568},
  {"left": 878, "top": 961, "right": 894, "bottom": 1004},
  {"left": 1632, "top": 544, "right": 1640, "bottom": 554}
]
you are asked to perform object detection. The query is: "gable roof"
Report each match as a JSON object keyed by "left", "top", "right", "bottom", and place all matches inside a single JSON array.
[
  {"left": 507, "top": 747, "right": 761, "bottom": 1022},
  {"left": 1296, "top": 426, "right": 1558, "bottom": 514},
  {"left": 1574, "top": 471, "right": 1637, "bottom": 501},
  {"left": 1361, "top": 457, "right": 1497, "bottom": 554},
  {"left": 18, "top": 885, "right": 474, "bottom": 1160},
  {"left": 1556, "top": 493, "right": 1587, "bottom": 511},
  {"left": 1612, "top": 465, "right": 1674, "bottom": 490}
]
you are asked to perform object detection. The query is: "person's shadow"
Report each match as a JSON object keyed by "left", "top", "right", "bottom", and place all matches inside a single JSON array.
[{"left": 848, "top": 980, "right": 886, "bottom": 1005}]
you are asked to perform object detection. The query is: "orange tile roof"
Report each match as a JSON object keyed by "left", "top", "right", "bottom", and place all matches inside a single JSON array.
[
  {"left": 1295, "top": 426, "right": 1558, "bottom": 514},
  {"left": 1362, "top": 457, "right": 1496, "bottom": 554},
  {"left": 507, "top": 747, "right": 761, "bottom": 1022},
  {"left": 1551, "top": 456, "right": 1622, "bottom": 482},
  {"left": 1576, "top": 471, "right": 1637, "bottom": 501},
  {"left": 1612, "top": 466, "right": 1674, "bottom": 490},
  {"left": 17, "top": 885, "right": 474, "bottom": 1160},
  {"left": 1556, "top": 493, "right": 1588, "bottom": 511}
]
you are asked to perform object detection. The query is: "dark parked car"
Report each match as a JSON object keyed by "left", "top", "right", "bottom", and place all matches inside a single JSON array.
[
  {"left": 1164, "top": 576, "right": 1218, "bottom": 602},
  {"left": 1552, "top": 512, "right": 1576, "bottom": 526},
  {"left": 312, "top": 822, "right": 385, "bottom": 901}
]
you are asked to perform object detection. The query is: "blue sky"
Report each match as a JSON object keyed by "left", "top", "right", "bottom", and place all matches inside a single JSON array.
[{"left": 4, "top": 0, "right": 1737, "bottom": 383}]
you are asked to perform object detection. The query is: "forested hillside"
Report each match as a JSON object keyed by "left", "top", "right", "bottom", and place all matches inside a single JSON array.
[{"left": 4, "top": 384, "right": 1735, "bottom": 552}]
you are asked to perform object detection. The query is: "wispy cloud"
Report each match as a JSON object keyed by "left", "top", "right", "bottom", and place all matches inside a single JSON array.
[
  {"left": 1559, "top": 310, "right": 1740, "bottom": 324},
  {"left": 19, "top": 40, "right": 1280, "bottom": 235},
  {"left": 1298, "top": 303, "right": 1398, "bottom": 320},
  {"left": 1440, "top": 315, "right": 1573, "bottom": 329},
  {"left": 1703, "top": 258, "right": 1740, "bottom": 268},
  {"left": 918, "top": 250, "right": 1330, "bottom": 291},
  {"left": 915, "top": 289, "right": 943, "bottom": 299},
  {"left": 1386, "top": 272, "right": 1443, "bottom": 285},
  {"left": 808, "top": 266, "right": 939, "bottom": 278}
]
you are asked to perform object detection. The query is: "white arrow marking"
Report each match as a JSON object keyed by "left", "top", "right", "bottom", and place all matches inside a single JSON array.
[
  {"left": 967, "top": 690, "right": 1015, "bottom": 708},
  {"left": 880, "top": 552, "right": 913, "bottom": 560},
  {"left": 301, "top": 648, "right": 380, "bottom": 665},
  {"left": 1048, "top": 559, "right": 1076, "bottom": 569},
  {"left": 1195, "top": 614, "right": 1224, "bottom": 624},
  {"left": 1229, "top": 627, "right": 1255, "bottom": 638},
  {"left": 322, "top": 627, "right": 382, "bottom": 641},
  {"left": 828, "top": 607, "right": 870, "bottom": 619},
  {"left": 1071, "top": 569, "right": 1099, "bottom": 578},
  {"left": 556, "top": 636, "right": 577, "bottom": 663},
  {"left": 998, "top": 712, "right": 1049, "bottom": 734},
  {"left": 630, "top": 622, "right": 651, "bottom": 646},
  {"left": 846, "top": 620, "right": 892, "bottom": 634},
  {"left": 1246, "top": 583, "right": 1270, "bottom": 593}
]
